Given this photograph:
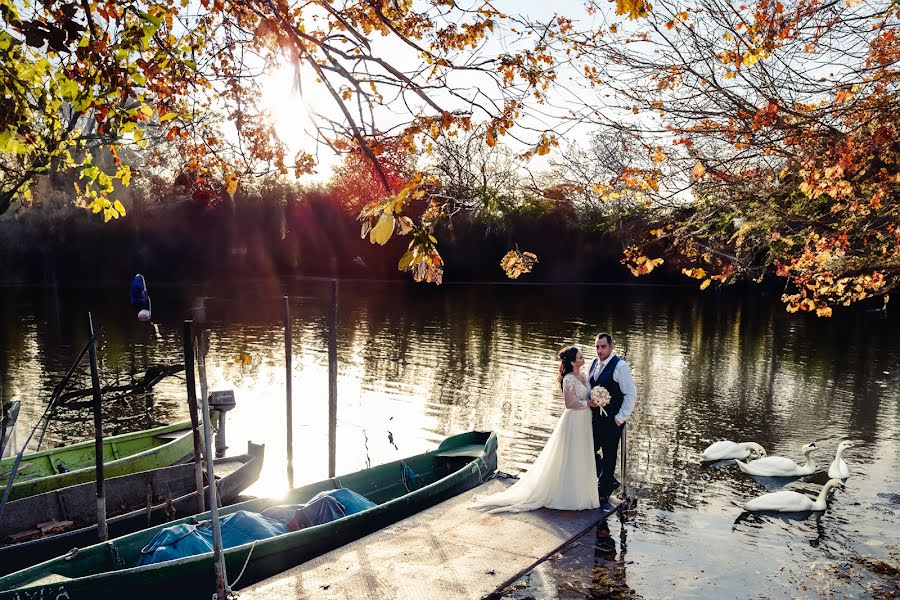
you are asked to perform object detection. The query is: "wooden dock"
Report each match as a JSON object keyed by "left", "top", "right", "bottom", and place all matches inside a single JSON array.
[{"left": 240, "top": 478, "right": 618, "bottom": 600}]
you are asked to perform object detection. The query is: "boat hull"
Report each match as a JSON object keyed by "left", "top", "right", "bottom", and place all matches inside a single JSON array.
[
  {"left": 0, "top": 431, "right": 497, "bottom": 600},
  {"left": 0, "top": 420, "right": 208, "bottom": 501},
  {"left": 0, "top": 443, "right": 264, "bottom": 576}
]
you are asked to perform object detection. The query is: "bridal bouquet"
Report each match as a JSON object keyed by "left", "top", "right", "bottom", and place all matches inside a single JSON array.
[{"left": 590, "top": 386, "right": 611, "bottom": 417}]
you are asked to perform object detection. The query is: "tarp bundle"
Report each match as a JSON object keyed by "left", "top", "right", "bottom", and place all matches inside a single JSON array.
[{"left": 137, "top": 488, "right": 377, "bottom": 566}]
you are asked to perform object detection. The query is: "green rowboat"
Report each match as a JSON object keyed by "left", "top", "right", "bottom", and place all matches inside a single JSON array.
[
  {"left": 0, "top": 442, "right": 264, "bottom": 576},
  {"left": 0, "top": 430, "right": 498, "bottom": 600},
  {"left": 0, "top": 420, "right": 208, "bottom": 501}
]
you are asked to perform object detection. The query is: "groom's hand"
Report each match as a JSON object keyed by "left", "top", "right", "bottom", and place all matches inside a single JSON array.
[{"left": 614, "top": 417, "right": 624, "bottom": 426}]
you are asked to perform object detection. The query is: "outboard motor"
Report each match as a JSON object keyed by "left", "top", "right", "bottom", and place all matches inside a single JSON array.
[{"left": 208, "top": 390, "right": 236, "bottom": 458}]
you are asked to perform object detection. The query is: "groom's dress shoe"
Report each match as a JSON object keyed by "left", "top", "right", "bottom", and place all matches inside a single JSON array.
[{"left": 600, "top": 498, "right": 618, "bottom": 512}]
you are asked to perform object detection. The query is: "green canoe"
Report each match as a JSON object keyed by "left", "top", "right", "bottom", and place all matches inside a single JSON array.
[
  {"left": 0, "top": 420, "right": 207, "bottom": 501},
  {"left": 0, "top": 430, "right": 498, "bottom": 600}
]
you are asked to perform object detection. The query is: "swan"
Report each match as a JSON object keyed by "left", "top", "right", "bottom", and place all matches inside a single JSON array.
[
  {"left": 828, "top": 440, "right": 855, "bottom": 479},
  {"left": 700, "top": 441, "right": 767, "bottom": 462},
  {"left": 735, "top": 442, "right": 818, "bottom": 476},
  {"left": 742, "top": 479, "right": 845, "bottom": 512}
]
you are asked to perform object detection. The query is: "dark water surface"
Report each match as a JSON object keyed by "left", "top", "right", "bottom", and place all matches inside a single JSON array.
[{"left": 1, "top": 280, "right": 898, "bottom": 598}]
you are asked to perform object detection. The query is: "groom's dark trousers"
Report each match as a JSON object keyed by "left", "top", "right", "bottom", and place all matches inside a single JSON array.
[{"left": 590, "top": 355, "right": 625, "bottom": 499}]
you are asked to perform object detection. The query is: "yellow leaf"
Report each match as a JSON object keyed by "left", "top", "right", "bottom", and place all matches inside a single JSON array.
[
  {"left": 225, "top": 175, "right": 238, "bottom": 197},
  {"left": 371, "top": 213, "right": 395, "bottom": 245},
  {"left": 699, "top": 279, "right": 711, "bottom": 290},
  {"left": 398, "top": 250, "right": 416, "bottom": 271},
  {"left": 112, "top": 200, "right": 126, "bottom": 217},
  {"left": 693, "top": 162, "right": 706, "bottom": 179}
]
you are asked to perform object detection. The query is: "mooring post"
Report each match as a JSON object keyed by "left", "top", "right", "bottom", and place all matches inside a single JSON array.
[
  {"left": 87, "top": 313, "right": 108, "bottom": 542},
  {"left": 328, "top": 280, "right": 338, "bottom": 478},
  {"left": 620, "top": 423, "right": 628, "bottom": 501},
  {"left": 284, "top": 296, "right": 294, "bottom": 489},
  {"left": 197, "top": 330, "right": 227, "bottom": 600},
  {"left": 183, "top": 320, "right": 205, "bottom": 513}
]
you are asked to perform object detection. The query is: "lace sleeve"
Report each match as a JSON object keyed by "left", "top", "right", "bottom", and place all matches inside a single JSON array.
[{"left": 563, "top": 375, "right": 588, "bottom": 409}]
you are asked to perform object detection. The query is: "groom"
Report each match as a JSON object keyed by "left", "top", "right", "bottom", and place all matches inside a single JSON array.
[{"left": 588, "top": 332, "right": 637, "bottom": 507}]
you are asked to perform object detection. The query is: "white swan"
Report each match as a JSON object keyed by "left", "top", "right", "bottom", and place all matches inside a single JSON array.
[
  {"left": 828, "top": 440, "right": 855, "bottom": 479},
  {"left": 700, "top": 441, "right": 767, "bottom": 462},
  {"left": 735, "top": 442, "right": 818, "bottom": 476},
  {"left": 742, "top": 479, "right": 845, "bottom": 512}
]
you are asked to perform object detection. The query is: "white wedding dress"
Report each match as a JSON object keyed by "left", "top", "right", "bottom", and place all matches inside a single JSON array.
[{"left": 472, "top": 372, "right": 600, "bottom": 512}]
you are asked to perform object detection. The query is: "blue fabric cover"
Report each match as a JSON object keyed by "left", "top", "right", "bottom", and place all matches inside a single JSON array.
[
  {"left": 317, "top": 488, "right": 378, "bottom": 515},
  {"left": 136, "top": 489, "right": 377, "bottom": 566},
  {"left": 130, "top": 274, "right": 150, "bottom": 310},
  {"left": 137, "top": 511, "right": 289, "bottom": 566}
]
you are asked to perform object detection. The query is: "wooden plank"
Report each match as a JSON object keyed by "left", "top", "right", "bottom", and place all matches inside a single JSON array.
[
  {"left": 38, "top": 521, "right": 73, "bottom": 534},
  {"left": 241, "top": 479, "right": 617, "bottom": 600}
]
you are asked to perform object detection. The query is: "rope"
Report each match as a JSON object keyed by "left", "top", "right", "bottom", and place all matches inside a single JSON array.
[{"left": 228, "top": 539, "right": 258, "bottom": 588}]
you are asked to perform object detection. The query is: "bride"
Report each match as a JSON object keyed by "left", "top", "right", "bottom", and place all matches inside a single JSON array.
[{"left": 472, "top": 346, "right": 601, "bottom": 512}]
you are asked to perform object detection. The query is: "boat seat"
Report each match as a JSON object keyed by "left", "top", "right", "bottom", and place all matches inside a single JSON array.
[
  {"left": 15, "top": 572, "right": 73, "bottom": 589},
  {"left": 433, "top": 444, "right": 484, "bottom": 459},
  {"left": 155, "top": 429, "right": 189, "bottom": 441}
]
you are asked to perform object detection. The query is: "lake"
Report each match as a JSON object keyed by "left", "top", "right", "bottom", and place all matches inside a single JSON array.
[{"left": 1, "top": 279, "right": 898, "bottom": 598}]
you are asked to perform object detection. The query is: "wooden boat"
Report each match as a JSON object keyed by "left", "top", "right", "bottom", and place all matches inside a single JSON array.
[
  {"left": 0, "top": 419, "right": 211, "bottom": 502},
  {"left": 0, "top": 442, "right": 264, "bottom": 576},
  {"left": 0, "top": 430, "right": 498, "bottom": 600}
]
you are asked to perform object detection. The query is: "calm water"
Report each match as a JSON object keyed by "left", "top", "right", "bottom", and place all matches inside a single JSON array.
[{"left": 1, "top": 280, "right": 898, "bottom": 598}]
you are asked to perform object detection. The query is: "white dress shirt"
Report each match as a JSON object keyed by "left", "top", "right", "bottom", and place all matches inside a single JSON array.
[{"left": 591, "top": 353, "right": 637, "bottom": 423}]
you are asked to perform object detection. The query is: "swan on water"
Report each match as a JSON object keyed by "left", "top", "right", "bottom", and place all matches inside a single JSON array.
[
  {"left": 700, "top": 441, "right": 767, "bottom": 462},
  {"left": 735, "top": 442, "right": 818, "bottom": 476},
  {"left": 742, "top": 479, "right": 845, "bottom": 512},
  {"left": 828, "top": 440, "right": 855, "bottom": 479}
]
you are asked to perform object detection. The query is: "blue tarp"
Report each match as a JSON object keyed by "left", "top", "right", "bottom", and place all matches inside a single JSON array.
[{"left": 137, "top": 489, "right": 377, "bottom": 566}]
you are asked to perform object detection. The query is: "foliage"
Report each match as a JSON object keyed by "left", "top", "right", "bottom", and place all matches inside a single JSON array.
[
  {"left": 331, "top": 137, "right": 413, "bottom": 215},
  {"left": 500, "top": 249, "right": 538, "bottom": 279},
  {"left": 568, "top": 0, "right": 900, "bottom": 314},
  {"left": 1, "top": 0, "right": 564, "bottom": 227}
]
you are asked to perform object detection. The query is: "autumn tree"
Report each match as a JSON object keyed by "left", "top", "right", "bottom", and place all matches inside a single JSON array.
[
  {"left": 330, "top": 137, "right": 413, "bottom": 215},
  {"left": 562, "top": 0, "right": 899, "bottom": 313},
  {"left": 1, "top": 0, "right": 567, "bottom": 244}
]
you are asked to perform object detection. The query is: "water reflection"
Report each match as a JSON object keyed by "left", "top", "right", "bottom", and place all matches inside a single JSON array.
[{"left": 1, "top": 280, "right": 898, "bottom": 597}]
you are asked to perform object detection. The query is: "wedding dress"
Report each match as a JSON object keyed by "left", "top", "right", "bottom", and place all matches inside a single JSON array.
[{"left": 472, "top": 372, "right": 600, "bottom": 512}]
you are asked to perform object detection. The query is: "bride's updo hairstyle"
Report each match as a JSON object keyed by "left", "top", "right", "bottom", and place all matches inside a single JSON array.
[{"left": 557, "top": 346, "right": 579, "bottom": 388}]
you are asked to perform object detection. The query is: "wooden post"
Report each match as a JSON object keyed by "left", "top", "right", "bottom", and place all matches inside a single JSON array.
[
  {"left": 620, "top": 423, "right": 628, "bottom": 500},
  {"left": 87, "top": 313, "right": 108, "bottom": 542},
  {"left": 328, "top": 280, "right": 338, "bottom": 478},
  {"left": 197, "top": 331, "right": 227, "bottom": 600},
  {"left": 183, "top": 320, "right": 205, "bottom": 514},
  {"left": 284, "top": 296, "right": 294, "bottom": 489}
]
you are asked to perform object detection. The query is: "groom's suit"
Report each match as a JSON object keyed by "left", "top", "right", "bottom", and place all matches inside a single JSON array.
[{"left": 589, "top": 355, "right": 627, "bottom": 499}]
